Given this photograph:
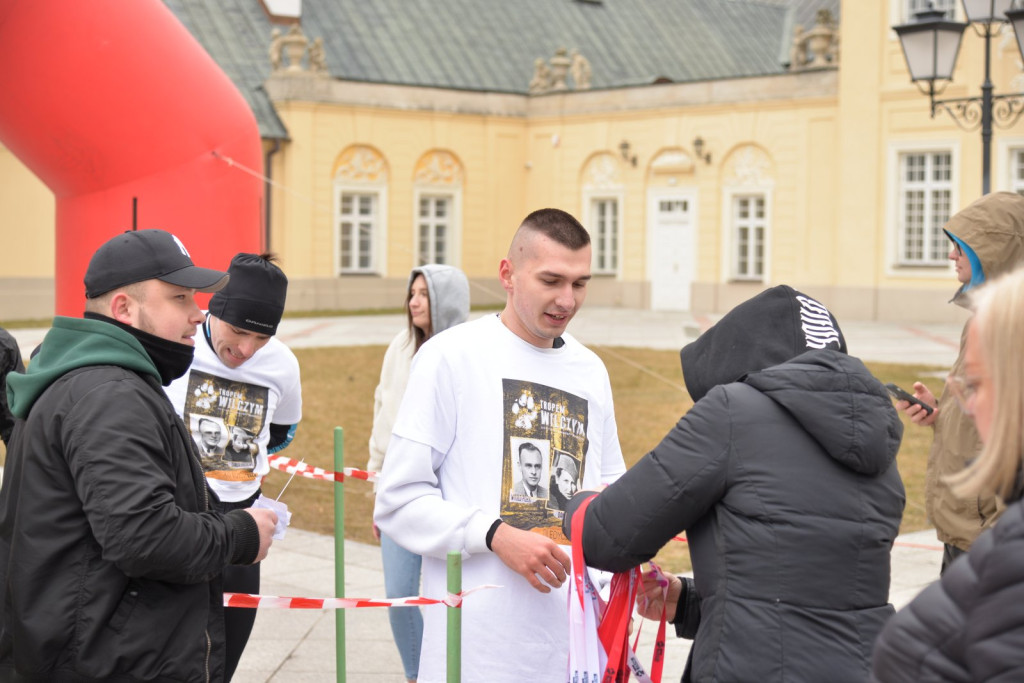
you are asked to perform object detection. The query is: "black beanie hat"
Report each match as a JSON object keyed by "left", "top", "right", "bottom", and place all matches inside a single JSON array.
[
  {"left": 680, "top": 285, "right": 846, "bottom": 402},
  {"left": 208, "top": 253, "right": 288, "bottom": 335}
]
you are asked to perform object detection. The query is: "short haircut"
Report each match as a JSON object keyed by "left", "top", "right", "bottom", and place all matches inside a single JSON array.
[
  {"left": 518, "top": 441, "right": 542, "bottom": 460},
  {"left": 84, "top": 281, "right": 147, "bottom": 314},
  {"left": 198, "top": 417, "right": 219, "bottom": 433},
  {"left": 518, "top": 208, "right": 590, "bottom": 251}
]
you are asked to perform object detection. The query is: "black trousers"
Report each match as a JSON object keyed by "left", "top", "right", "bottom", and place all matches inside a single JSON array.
[{"left": 216, "top": 491, "right": 262, "bottom": 682}]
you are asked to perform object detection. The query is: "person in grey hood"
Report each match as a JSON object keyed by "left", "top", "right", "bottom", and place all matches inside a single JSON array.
[
  {"left": 563, "top": 285, "right": 906, "bottom": 683},
  {"left": 367, "top": 264, "right": 470, "bottom": 682}
]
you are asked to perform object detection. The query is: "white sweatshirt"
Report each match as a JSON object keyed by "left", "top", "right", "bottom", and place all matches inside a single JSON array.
[{"left": 374, "top": 314, "right": 626, "bottom": 683}]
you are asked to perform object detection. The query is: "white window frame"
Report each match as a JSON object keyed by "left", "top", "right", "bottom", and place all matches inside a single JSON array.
[
  {"left": 413, "top": 187, "right": 462, "bottom": 267},
  {"left": 886, "top": 142, "right": 960, "bottom": 276},
  {"left": 333, "top": 184, "right": 388, "bottom": 275},
  {"left": 584, "top": 193, "right": 623, "bottom": 276},
  {"left": 996, "top": 136, "right": 1024, "bottom": 194},
  {"left": 727, "top": 193, "right": 769, "bottom": 282},
  {"left": 890, "top": 0, "right": 959, "bottom": 28}
]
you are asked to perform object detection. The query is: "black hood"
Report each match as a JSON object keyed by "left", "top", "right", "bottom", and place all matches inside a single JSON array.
[
  {"left": 681, "top": 285, "right": 846, "bottom": 402},
  {"left": 744, "top": 350, "right": 902, "bottom": 475}
]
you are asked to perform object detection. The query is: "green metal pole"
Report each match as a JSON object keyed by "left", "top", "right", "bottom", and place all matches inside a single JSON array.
[
  {"left": 334, "top": 427, "right": 346, "bottom": 683},
  {"left": 447, "top": 550, "right": 461, "bottom": 683}
]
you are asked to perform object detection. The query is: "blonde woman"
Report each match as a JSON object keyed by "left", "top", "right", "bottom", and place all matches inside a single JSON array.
[
  {"left": 872, "top": 267, "right": 1024, "bottom": 681},
  {"left": 368, "top": 265, "right": 469, "bottom": 682}
]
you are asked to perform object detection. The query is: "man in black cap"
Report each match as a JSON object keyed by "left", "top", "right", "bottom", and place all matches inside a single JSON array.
[
  {"left": 0, "top": 229, "right": 278, "bottom": 682},
  {"left": 165, "top": 251, "right": 302, "bottom": 681}
]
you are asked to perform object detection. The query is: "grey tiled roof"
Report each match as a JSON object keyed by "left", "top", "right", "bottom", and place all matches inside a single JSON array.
[
  {"left": 164, "top": 0, "right": 840, "bottom": 140},
  {"left": 165, "top": 0, "right": 290, "bottom": 139}
]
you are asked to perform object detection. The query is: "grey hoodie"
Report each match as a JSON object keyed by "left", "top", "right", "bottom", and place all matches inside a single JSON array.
[
  {"left": 411, "top": 264, "right": 470, "bottom": 335},
  {"left": 367, "top": 265, "right": 470, "bottom": 475}
]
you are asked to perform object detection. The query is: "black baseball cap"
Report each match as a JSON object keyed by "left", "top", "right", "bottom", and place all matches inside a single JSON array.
[{"left": 84, "top": 229, "right": 229, "bottom": 298}]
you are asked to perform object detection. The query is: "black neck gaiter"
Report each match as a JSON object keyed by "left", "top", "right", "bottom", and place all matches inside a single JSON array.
[{"left": 84, "top": 312, "right": 195, "bottom": 386}]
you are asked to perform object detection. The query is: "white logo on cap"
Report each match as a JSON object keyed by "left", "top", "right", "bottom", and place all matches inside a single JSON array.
[{"left": 170, "top": 234, "right": 191, "bottom": 258}]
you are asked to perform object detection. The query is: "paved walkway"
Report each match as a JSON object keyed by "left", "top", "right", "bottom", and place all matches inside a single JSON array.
[{"left": 3, "top": 308, "right": 961, "bottom": 682}]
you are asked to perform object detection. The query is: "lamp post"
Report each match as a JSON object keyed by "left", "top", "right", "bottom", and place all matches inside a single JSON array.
[{"left": 894, "top": 0, "right": 1024, "bottom": 195}]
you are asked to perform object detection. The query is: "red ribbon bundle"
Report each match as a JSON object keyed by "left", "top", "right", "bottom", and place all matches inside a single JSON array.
[{"left": 570, "top": 496, "right": 666, "bottom": 683}]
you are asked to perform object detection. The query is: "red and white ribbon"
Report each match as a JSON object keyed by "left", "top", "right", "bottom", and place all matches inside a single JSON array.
[
  {"left": 224, "top": 584, "right": 500, "bottom": 610},
  {"left": 268, "top": 454, "right": 378, "bottom": 483}
]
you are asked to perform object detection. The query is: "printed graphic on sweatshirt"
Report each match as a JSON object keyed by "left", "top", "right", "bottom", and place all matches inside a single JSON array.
[
  {"left": 502, "top": 379, "right": 588, "bottom": 544},
  {"left": 182, "top": 370, "right": 268, "bottom": 482},
  {"left": 796, "top": 294, "right": 842, "bottom": 349}
]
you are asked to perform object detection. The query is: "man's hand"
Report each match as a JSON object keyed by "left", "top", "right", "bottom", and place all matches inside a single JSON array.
[
  {"left": 636, "top": 570, "right": 682, "bottom": 622},
  {"left": 490, "top": 523, "right": 571, "bottom": 593},
  {"left": 372, "top": 522, "right": 381, "bottom": 542},
  {"left": 896, "top": 381, "right": 938, "bottom": 427},
  {"left": 244, "top": 507, "right": 278, "bottom": 563}
]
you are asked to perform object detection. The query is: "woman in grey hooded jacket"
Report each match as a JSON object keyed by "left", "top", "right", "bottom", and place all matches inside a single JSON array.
[
  {"left": 367, "top": 264, "right": 470, "bottom": 682},
  {"left": 564, "top": 285, "right": 905, "bottom": 682}
]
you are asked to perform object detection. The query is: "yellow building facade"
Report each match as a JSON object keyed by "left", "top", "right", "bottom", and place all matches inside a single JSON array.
[{"left": 2, "top": 1, "right": 1023, "bottom": 323}]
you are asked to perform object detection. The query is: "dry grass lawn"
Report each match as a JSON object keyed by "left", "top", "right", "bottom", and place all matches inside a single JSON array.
[{"left": 265, "top": 345, "right": 946, "bottom": 576}]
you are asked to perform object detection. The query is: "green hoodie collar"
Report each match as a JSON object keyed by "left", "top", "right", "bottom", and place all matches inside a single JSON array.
[{"left": 7, "top": 316, "right": 160, "bottom": 418}]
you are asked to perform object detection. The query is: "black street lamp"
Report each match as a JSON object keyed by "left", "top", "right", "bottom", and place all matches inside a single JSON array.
[{"left": 894, "top": 0, "right": 1024, "bottom": 195}]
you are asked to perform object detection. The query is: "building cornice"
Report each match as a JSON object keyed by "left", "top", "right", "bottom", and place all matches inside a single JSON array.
[{"left": 264, "top": 68, "right": 839, "bottom": 118}]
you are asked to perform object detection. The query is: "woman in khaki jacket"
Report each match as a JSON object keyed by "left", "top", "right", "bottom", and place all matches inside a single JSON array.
[{"left": 894, "top": 191, "right": 1024, "bottom": 574}]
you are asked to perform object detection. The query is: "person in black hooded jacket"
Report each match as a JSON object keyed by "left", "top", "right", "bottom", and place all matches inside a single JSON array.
[
  {"left": 0, "top": 326, "right": 23, "bottom": 447},
  {"left": 563, "top": 285, "right": 906, "bottom": 683}
]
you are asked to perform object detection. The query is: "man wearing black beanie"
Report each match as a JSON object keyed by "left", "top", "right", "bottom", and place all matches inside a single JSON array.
[{"left": 165, "top": 252, "right": 303, "bottom": 681}]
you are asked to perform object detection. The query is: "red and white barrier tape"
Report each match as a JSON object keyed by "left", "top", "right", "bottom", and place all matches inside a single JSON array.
[
  {"left": 224, "top": 584, "right": 500, "bottom": 610},
  {"left": 267, "top": 454, "right": 377, "bottom": 483}
]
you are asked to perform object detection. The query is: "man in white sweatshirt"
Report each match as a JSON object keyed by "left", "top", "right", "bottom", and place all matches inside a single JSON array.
[{"left": 374, "top": 208, "right": 626, "bottom": 682}]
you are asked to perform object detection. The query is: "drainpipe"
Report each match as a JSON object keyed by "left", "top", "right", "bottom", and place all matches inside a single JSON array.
[{"left": 263, "top": 138, "right": 281, "bottom": 252}]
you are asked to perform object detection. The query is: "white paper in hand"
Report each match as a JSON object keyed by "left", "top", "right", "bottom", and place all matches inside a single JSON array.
[{"left": 253, "top": 494, "right": 292, "bottom": 540}]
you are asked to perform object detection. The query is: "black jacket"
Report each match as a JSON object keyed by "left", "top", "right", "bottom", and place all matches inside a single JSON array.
[
  {"left": 0, "top": 316, "right": 260, "bottom": 682},
  {"left": 0, "top": 327, "right": 23, "bottom": 447},
  {"left": 871, "top": 496, "right": 1024, "bottom": 682},
  {"left": 565, "top": 286, "right": 906, "bottom": 682}
]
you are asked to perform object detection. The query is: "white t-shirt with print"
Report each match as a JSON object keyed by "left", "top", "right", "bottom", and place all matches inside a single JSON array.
[
  {"left": 165, "top": 326, "right": 302, "bottom": 503},
  {"left": 374, "top": 314, "right": 626, "bottom": 683}
]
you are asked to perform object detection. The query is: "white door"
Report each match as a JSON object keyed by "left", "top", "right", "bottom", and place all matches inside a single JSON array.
[{"left": 647, "top": 190, "right": 696, "bottom": 311}]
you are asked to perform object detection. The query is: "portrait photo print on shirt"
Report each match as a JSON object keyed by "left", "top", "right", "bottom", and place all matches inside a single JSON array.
[
  {"left": 183, "top": 369, "right": 269, "bottom": 478},
  {"left": 501, "top": 378, "right": 589, "bottom": 543}
]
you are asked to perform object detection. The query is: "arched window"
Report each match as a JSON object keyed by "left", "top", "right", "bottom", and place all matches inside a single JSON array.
[
  {"left": 581, "top": 152, "right": 625, "bottom": 275},
  {"left": 333, "top": 146, "right": 388, "bottom": 274},
  {"left": 413, "top": 150, "right": 463, "bottom": 266},
  {"left": 721, "top": 145, "right": 775, "bottom": 282}
]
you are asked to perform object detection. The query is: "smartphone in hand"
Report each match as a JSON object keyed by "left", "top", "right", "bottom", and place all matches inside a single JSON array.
[{"left": 884, "top": 383, "right": 934, "bottom": 416}]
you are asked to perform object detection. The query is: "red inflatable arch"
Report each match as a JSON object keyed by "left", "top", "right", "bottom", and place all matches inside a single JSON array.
[{"left": 0, "top": 0, "right": 262, "bottom": 315}]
